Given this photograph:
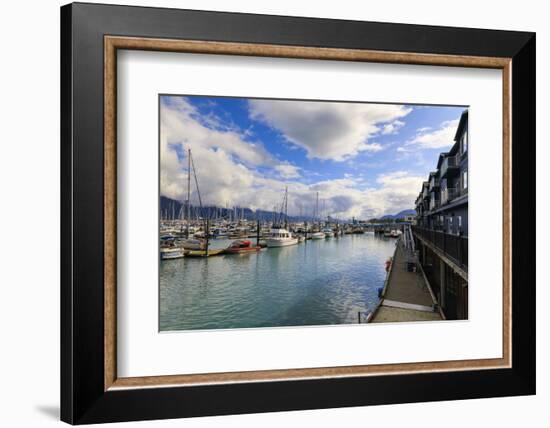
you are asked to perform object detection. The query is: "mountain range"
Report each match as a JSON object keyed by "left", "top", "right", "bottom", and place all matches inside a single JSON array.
[
  {"left": 161, "top": 196, "right": 414, "bottom": 222},
  {"left": 379, "top": 209, "right": 416, "bottom": 220}
]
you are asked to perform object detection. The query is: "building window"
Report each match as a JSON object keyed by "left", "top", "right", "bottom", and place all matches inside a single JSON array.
[
  {"left": 462, "top": 129, "right": 468, "bottom": 154},
  {"left": 463, "top": 170, "right": 468, "bottom": 189}
]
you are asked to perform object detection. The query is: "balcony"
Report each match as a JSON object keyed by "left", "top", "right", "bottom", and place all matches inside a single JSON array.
[
  {"left": 440, "top": 155, "right": 459, "bottom": 178},
  {"left": 412, "top": 226, "right": 468, "bottom": 270},
  {"left": 441, "top": 187, "right": 468, "bottom": 205},
  {"left": 429, "top": 176, "right": 440, "bottom": 191},
  {"left": 422, "top": 184, "right": 429, "bottom": 199}
]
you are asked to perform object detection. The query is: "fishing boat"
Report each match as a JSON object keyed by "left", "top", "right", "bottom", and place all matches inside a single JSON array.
[
  {"left": 265, "top": 187, "right": 299, "bottom": 248},
  {"left": 265, "top": 228, "right": 299, "bottom": 247},
  {"left": 224, "top": 239, "right": 261, "bottom": 254},
  {"left": 322, "top": 228, "right": 334, "bottom": 238}
]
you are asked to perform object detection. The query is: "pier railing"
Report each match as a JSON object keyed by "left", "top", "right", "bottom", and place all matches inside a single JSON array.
[{"left": 411, "top": 226, "right": 468, "bottom": 270}]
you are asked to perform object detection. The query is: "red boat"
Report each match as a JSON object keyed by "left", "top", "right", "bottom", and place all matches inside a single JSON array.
[{"left": 224, "top": 240, "right": 261, "bottom": 254}]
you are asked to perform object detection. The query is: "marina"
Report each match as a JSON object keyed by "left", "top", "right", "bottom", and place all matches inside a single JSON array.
[
  {"left": 157, "top": 95, "right": 468, "bottom": 329},
  {"left": 160, "top": 231, "right": 398, "bottom": 331},
  {"left": 159, "top": 149, "right": 416, "bottom": 330}
]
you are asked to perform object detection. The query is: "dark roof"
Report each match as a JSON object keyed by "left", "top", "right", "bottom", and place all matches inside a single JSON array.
[
  {"left": 448, "top": 140, "right": 460, "bottom": 156},
  {"left": 454, "top": 109, "right": 469, "bottom": 141},
  {"left": 436, "top": 152, "right": 448, "bottom": 169}
]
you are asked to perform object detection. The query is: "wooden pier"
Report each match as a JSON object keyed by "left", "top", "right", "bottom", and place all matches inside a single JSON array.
[{"left": 369, "top": 230, "right": 443, "bottom": 323}]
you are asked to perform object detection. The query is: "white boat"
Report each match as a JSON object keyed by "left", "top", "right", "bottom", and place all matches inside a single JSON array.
[
  {"left": 179, "top": 238, "right": 205, "bottom": 250},
  {"left": 322, "top": 228, "right": 334, "bottom": 238},
  {"left": 310, "top": 231, "right": 326, "bottom": 240},
  {"left": 160, "top": 247, "right": 185, "bottom": 260},
  {"left": 265, "top": 228, "right": 299, "bottom": 247}
]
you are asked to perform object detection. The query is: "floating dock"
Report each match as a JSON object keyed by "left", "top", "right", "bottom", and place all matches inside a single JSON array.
[
  {"left": 184, "top": 248, "right": 225, "bottom": 258},
  {"left": 369, "top": 234, "right": 443, "bottom": 323}
]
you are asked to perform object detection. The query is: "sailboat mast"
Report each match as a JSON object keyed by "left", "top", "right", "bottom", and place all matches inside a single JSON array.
[
  {"left": 316, "top": 192, "right": 319, "bottom": 226},
  {"left": 284, "top": 186, "right": 288, "bottom": 229},
  {"left": 186, "top": 148, "right": 191, "bottom": 239}
]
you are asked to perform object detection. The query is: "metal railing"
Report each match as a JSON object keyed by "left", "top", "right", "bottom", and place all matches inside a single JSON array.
[
  {"left": 441, "top": 187, "right": 468, "bottom": 205},
  {"left": 429, "top": 198, "right": 440, "bottom": 211},
  {"left": 412, "top": 226, "right": 468, "bottom": 270}
]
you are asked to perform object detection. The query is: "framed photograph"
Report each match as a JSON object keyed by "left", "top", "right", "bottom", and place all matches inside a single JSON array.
[{"left": 61, "top": 2, "right": 535, "bottom": 424}]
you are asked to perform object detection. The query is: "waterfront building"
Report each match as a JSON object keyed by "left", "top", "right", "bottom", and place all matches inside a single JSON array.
[
  {"left": 413, "top": 110, "right": 468, "bottom": 320},
  {"left": 403, "top": 215, "right": 416, "bottom": 224}
]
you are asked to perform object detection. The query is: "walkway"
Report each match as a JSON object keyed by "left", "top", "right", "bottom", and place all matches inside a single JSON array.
[{"left": 370, "top": 238, "right": 442, "bottom": 323}]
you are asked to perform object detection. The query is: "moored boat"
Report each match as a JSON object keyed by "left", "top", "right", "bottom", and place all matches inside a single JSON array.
[
  {"left": 185, "top": 248, "right": 225, "bottom": 257},
  {"left": 265, "top": 228, "right": 299, "bottom": 247},
  {"left": 160, "top": 236, "right": 185, "bottom": 260},
  {"left": 160, "top": 247, "right": 185, "bottom": 260},
  {"left": 179, "top": 238, "right": 205, "bottom": 250},
  {"left": 322, "top": 228, "right": 334, "bottom": 238},
  {"left": 224, "top": 240, "right": 261, "bottom": 254},
  {"left": 310, "top": 231, "right": 325, "bottom": 240}
]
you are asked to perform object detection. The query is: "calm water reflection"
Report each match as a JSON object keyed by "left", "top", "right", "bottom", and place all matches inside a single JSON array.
[{"left": 160, "top": 234, "right": 396, "bottom": 331}]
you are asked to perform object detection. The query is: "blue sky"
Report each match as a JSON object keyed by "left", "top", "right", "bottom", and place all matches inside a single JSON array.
[{"left": 160, "top": 95, "right": 465, "bottom": 219}]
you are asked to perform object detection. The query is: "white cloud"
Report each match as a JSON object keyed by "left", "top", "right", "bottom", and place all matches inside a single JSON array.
[
  {"left": 381, "top": 119, "right": 405, "bottom": 135},
  {"left": 161, "top": 97, "right": 419, "bottom": 219},
  {"left": 162, "top": 97, "right": 274, "bottom": 168},
  {"left": 274, "top": 163, "right": 301, "bottom": 179},
  {"left": 406, "top": 119, "right": 459, "bottom": 149},
  {"left": 160, "top": 97, "right": 276, "bottom": 203},
  {"left": 248, "top": 100, "right": 411, "bottom": 161}
]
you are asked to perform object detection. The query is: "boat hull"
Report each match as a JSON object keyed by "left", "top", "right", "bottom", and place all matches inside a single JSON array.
[
  {"left": 185, "top": 248, "right": 225, "bottom": 257},
  {"left": 265, "top": 238, "right": 299, "bottom": 247},
  {"left": 160, "top": 249, "right": 185, "bottom": 260},
  {"left": 225, "top": 247, "right": 261, "bottom": 254}
]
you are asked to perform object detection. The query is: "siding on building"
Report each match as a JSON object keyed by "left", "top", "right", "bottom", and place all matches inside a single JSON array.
[{"left": 412, "top": 109, "right": 468, "bottom": 320}]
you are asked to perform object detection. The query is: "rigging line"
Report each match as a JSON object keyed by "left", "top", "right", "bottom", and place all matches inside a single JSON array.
[{"left": 189, "top": 150, "right": 205, "bottom": 219}]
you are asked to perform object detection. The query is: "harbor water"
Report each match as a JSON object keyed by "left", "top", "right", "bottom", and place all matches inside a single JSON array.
[{"left": 160, "top": 234, "right": 396, "bottom": 331}]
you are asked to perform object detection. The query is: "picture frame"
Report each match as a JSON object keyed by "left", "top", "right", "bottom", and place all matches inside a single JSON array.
[{"left": 61, "top": 2, "right": 535, "bottom": 424}]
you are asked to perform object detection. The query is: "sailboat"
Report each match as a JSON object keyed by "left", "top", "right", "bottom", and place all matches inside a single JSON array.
[
  {"left": 179, "top": 148, "right": 207, "bottom": 250},
  {"left": 265, "top": 187, "right": 299, "bottom": 248},
  {"left": 310, "top": 192, "right": 326, "bottom": 240}
]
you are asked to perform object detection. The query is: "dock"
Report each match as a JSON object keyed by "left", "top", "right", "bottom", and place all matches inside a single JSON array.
[{"left": 369, "top": 227, "right": 443, "bottom": 323}]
